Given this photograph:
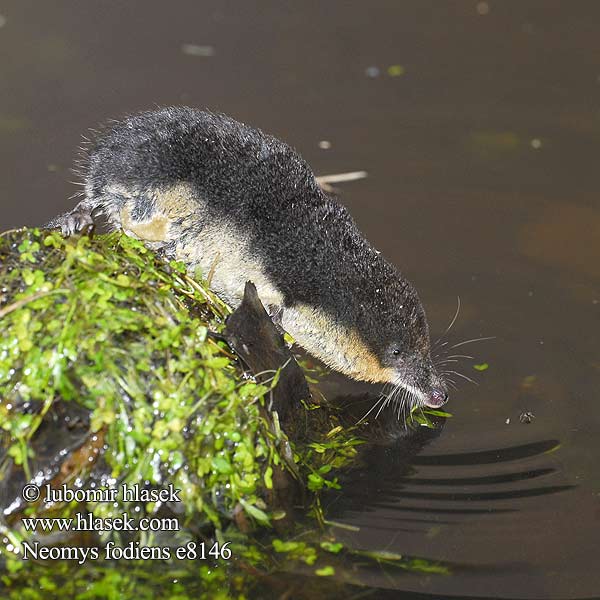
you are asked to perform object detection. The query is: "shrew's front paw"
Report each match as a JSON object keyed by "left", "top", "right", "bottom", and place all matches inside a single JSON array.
[{"left": 45, "top": 207, "right": 95, "bottom": 237}]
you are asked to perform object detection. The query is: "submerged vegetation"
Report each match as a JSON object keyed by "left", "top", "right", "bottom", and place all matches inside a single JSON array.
[{"left": 0, "top": 228, "right": 450, "bottom": 598}]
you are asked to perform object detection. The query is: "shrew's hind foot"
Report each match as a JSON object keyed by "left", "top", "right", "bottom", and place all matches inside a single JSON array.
[{"left": 44, "top": 202, "right": 95, "bottom": 237}]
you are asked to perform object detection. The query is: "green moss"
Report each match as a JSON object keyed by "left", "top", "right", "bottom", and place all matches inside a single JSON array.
[
  {"left": 0, "top": 229, "right": 294, "bottom": 533},
  {"left": 1, "top": 556, "right": 244, "bottom": 600},
  {"left": 0, "top": 228, "right": 451, "bottom": 598}
]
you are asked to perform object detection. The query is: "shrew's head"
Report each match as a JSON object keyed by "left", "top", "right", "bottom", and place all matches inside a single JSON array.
[{"left": 356, "top": 271, "right": 448, "bottom": 411}]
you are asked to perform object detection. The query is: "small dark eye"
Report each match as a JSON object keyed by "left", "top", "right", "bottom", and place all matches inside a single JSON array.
[{"left": 392, "top": 349, "right": 401, "bottom": 356}]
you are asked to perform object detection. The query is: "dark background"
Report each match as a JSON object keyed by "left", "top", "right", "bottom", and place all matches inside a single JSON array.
[{"left": 1, "top": 2, "right": 599, "bottom": 598}]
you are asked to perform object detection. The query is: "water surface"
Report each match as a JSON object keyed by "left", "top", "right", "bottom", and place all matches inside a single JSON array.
[{"left": 1, "top": 2, "right": 599, "bottom": 598}]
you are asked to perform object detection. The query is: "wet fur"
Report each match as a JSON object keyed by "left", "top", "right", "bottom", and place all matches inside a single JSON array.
[{"left": 48, "top": 107, "right": 444, "bottom": 404}]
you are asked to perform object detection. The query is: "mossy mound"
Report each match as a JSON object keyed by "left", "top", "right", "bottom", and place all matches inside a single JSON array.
[
  {"left": 0, "top": 228, "right": 310, "bottom": 538},
  {"left": 0, "top": 228, "right": 451, "bottom": 599}
]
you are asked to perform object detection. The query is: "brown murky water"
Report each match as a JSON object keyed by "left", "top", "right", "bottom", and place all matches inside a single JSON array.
[{"left": 1, "top": 1, "right": 599, "bottom": 598}]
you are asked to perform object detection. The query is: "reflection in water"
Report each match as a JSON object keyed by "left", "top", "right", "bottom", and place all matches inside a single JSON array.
[
  {"left": 411, "top": 439, "right": 560, "bottom": 466},
  {"left": 1, "top": 1, "right": 600, "bottom": 597},
  {"left": 307, "top": 342, "right": 589, "bottom": 599},
  {"left": 320, "top": 397, "right": 575, "bottom": 598}
]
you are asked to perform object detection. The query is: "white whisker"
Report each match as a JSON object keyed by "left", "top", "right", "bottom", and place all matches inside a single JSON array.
[
  {"left": 374, "top": 395, "right": 391, "bottom": 420},
  {"left": 434, "top": 296, "right": 461, "bottom": 347},
  {"left": 449, "top": 336, "right": 495, "bottom": 349},
  {"left": 357, "top": 394, "right": 386, "bottom": 423},
  {"left": 442, "top": 369, "right": 479, "bottom": 385}
]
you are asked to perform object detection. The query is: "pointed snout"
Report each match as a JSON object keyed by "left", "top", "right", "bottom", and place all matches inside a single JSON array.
[{"left": 424, "top": 388, "right": 448, "bottom": 408}]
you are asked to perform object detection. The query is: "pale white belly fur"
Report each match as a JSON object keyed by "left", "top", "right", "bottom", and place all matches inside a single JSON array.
[{"left": 103, "top": 182, "right": 394, "bottom": 384}]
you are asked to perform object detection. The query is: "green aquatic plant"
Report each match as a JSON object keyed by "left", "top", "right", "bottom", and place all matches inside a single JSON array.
[
  {"left": 0, "top": 228, "right": 450, "bottom": 598},
  {"left": 0, "top": 228, "right": 291, "bottom": 535},
  {"left": 408, "top": 405, "right": 452, "bottom": 429}
]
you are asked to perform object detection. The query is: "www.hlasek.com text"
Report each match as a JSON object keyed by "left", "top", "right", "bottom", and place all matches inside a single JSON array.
[{"left": 22, "top": 511, "right": 179, "bottom": 533}]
